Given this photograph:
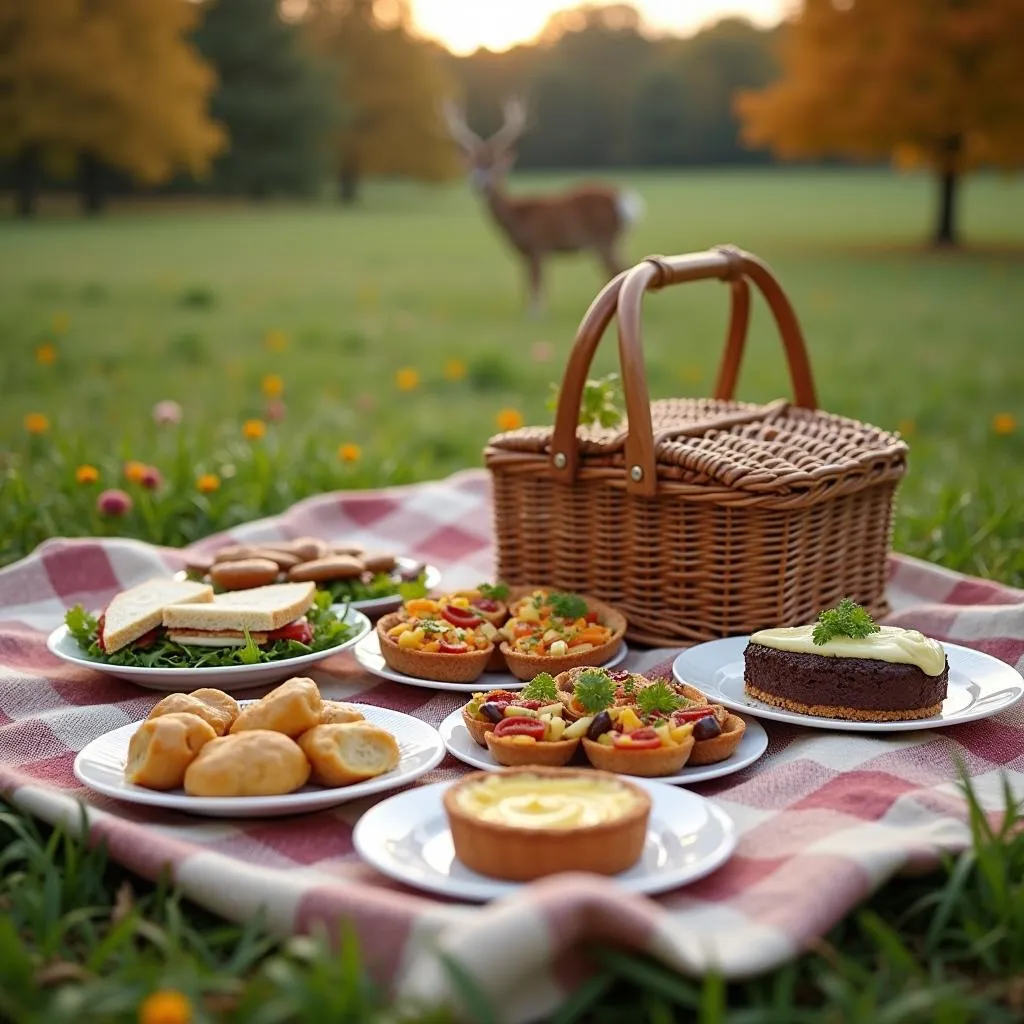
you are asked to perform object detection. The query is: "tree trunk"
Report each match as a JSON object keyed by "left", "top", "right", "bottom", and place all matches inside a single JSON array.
[
  {"left": 339, "top": 161, "right": 360, "bottom": 205},
  {"left": 13, "top": 146, "right": 39, "bottom": 218},
  {"left": 933, "top": 136, "right": 962, "bottom": 248},
  {"left": 77, "top": 152, "right": 106, "bottom": 216}
]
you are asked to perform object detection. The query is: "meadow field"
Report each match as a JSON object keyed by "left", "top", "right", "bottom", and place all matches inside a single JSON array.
[{"left": 2, "top": 169, "right": 1023, "bottom": 582}]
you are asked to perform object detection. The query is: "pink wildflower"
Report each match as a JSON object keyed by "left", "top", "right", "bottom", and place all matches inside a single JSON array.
[{"left": 97, "top": 489, "right": 132, "bottom": 517}]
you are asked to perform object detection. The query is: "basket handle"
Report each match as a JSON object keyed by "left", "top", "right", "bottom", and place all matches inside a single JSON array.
[{"left": 550, "top": 245, "right": 818, "bottom": 496}]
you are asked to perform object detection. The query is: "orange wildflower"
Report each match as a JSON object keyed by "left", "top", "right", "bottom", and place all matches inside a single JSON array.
[
  {"left": 243, "top": 419, "right": 266, "bottom": 441},
  {"left": 992, "top": 413, "right": 1017, "bottom": 436},
  {"left": 124, "top": 460, "right": 148, "bottom": 483},
  {"left": 443, "top": 358, "right": 467, "bottom": 382},
  {"left": 36, "top": 343, "right": 57, "bottom": 365},
  {"left": 196, "top": 473, "right": 221, "bottom": 494},
  {"left": 495, "top": 408, "right": 524, "bottom": 431},
  {"left": 261, "top": 373, "right": 284, "bottom": 398},
  {"left": 75, "top": 464, "right": 100, "bottom": 485},
  {"left": 138, "top": 989, "right": 192, "bottom": 1024},
  {"left": 337, "top": 443, "right": 362, "bottom": 463},
  {"left": 395, "top": 367, "right": 420, "bottom": 392},
  {"left": 24, "top": 412, "right": 50, "bottom": 434}
]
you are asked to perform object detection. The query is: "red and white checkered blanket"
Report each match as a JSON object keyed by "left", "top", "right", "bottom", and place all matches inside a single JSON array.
[{"left": 1, "top": 469, "right": 1022, "bottom": 1023}]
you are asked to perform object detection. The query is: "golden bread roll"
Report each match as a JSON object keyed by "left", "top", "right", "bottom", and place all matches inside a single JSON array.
[
  {"left": 125, "top": 713, "right": 217, "bottom": 790},
  {"left": 147, "top": 692, "right": 233, "bottom": 736},
  {"left": 229, "top": 676, "right": 322, "bottom": 737},
  {"left": 319, "top": 700, "right": 365, "bottom": 725},
  {"left": 297, "top": 722, "right": 400, "bottom": 787},
  {"left": 188, "top": 687, "right": 240, "bottom": 727},
  {"left": 184, "top": 731, "right": 310, "bottom": 797}
]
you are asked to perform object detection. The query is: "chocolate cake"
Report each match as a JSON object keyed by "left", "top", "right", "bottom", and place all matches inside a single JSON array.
[{"left": 743, "top": 623, "right": 949, "bottom": 722}]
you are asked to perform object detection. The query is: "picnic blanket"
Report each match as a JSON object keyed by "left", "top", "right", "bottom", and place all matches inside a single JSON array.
[{"left": 1, "top": 468, "right": 1022, "bottom": 1024}]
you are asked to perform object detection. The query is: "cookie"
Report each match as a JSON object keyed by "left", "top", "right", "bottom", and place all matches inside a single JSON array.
[
  {"left": 249, "top": 548, "right": 304, "bottom": 570},
  {"left": 126, "top": 713, "right": 217, "bottom": 790},
  {"left": 288, "top": 555, "right": 364, "bottom": 582},
  {"left": 148, "top": 692, "right": 233, "bottom": 735},
  {"left": 361, "top": 551, "right": 397, "bottom": 574},
  {"left": 277, "top": 537, "right": 328, "bottom": 561},
  {"left": 229, "top": 676, "right": 322, "bottom": 738},
  {"left": 209, "top": 558, "right": 281, "bottom": 590},
  {"left": 330, "top": 543, "right": 365, "bottom": 557},
  {"left": 184, "top": 730, "right": 310, "bottom": 797}
]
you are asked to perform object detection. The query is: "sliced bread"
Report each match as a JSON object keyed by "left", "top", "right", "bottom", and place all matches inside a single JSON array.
[
  {"left": 102, "top": 578, "right": 214, "bottom": 653},
  {"left": 162, "top": 581, "right": 315, "bottom": 633}
]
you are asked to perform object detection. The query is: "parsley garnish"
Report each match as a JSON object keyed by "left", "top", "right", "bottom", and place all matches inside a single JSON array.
[
  {"left": 546, "top": 592, "right": 588, "bottom": 620},
  {"left": 574, "top": 669, "right": 616, "bottom": 713},
  {"left": 479, "top": 582, "right": 509, "bottom": 601},
  {"left": 811, "top": 598, "right": 880, "bottom": 646},
  {"left": 636, "top": 680, "right": 683, "bottom": 718},
  {"left": 521, "top": 672, "right": 558, "bottom": 701}
]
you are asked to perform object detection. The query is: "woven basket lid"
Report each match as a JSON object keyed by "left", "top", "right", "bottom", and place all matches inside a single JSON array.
[{"left": 486, "top": 398, "right": 908, "bottom": 495}]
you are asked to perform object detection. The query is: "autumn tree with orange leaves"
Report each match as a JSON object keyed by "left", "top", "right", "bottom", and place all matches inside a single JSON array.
[{"left": 736, "top": 0, "right": 1024, "bottom": 246}]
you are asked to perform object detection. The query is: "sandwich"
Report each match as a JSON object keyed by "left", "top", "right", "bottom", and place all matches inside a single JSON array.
[
  {"left": 99, "top": 578, "right": 214, "bottom": 654},
  {"left": 162, "top": 582, "right": 316, "bottom": 647}
]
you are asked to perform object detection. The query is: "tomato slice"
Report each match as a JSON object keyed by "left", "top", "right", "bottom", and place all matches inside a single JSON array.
[
  {"left": 438, "top": 641, "right": 469, "bottom": 654},
  {"left": 442, "top": 606, "right": 483, "bottom": 629},
  {"left": 493, "top": 716, "right": 546, "bottom": 740},
  {"left": 584, "top": 610, "right": 599, "bottom": 623},
  {"left": 612, "top": 728, "right": 662, "bottom": 750},
  {"left": 474, "top": 598, "right": 500, "bottom": 612},
  {"left": 267, "top": 620, "right": 313, "bottom": 644},
  {"left": 96, "top": 613, "right": 107, "bottom": 652},
  {"left": 133, "top": 628, "right": 160, "bottom": 650},
  {"left": 672, "top": 707, "right": 715, "bottom": 722},
  {"left": 484, "top": 690, "right": 520, "bottom": 704},
  {"left": 512, "top": 699, "right": 543, "bottom": 711}
]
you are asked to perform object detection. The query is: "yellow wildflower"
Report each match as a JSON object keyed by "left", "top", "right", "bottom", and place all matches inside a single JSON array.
[
  {"left": 51, "top": 312, "right": 70, "bottom": 334},
  {"left": 197, "top": 473, "right": 221, "bottom": 494},
  {"left": 337, "top": 443, "right": 362, "bottom": 463},
  {"left": 138, "top": 989, "right": 192, "bottom": 1024},
  {"left": 443, "top": 358, "right": 467, "bottom": 382},
  {"left": 261, "top": 373, "right": 284, "bottom": 398},
  {"left": 243, "top": 418, "right": 266, "bottom": 441},
  {"left": 992, "top": 413, "right": 1017, "bottom": 436},
  {"left": 396, "top": 367, "right": 420, "bottom": 392},
  {"left": 264, "top": 329, "right": 288, "bottom": 352},
  {"left": 24, "top": 412, "right": 50, "bottom": 434},
  {"left": 75, "top": 464, "right": 100, "bottom": 485},
  {"left": 36, "top": 343, "right": 57, "bottom": 365},
  {"left": 495, "top": 408, "right": 524, "bottom": 431},
  {"left": 124, "top": 460, "right": 148, "bottom": 483}
]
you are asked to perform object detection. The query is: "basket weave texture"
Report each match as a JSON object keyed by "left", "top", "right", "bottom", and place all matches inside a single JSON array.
[{"left": 485, "top": 246, "right": 908, "bottom": 647}]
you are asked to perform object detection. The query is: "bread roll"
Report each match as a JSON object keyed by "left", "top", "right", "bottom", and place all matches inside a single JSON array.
[
  {"left": 184, "top": 731, "right": 310, "bottom": 797},
  {"left": 188, "top": 688, "right": 241, "bottom": 728},
  {"left": 147, "top": 692, "right": 233, "bottom": 736},
  {"left": 126, "top": 713, "right": 217, "bottom": 790},
  {"left": 319, "top": 700, "right": 365, "bottom": 725},
  {"left": 230, "top": 676, "right": 321, "bottom": 737},
  {"left": 297, "top": 722, "right": 400, "bottom": 787}
]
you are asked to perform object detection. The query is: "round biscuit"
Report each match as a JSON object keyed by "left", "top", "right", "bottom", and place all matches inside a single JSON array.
[{"left": 209, "top": 558, "right": 281, "bottom": 590}]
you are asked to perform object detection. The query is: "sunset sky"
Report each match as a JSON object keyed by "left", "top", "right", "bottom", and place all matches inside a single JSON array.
[{"left": 410, "top": 0, "right": 791, "bottom": 55}]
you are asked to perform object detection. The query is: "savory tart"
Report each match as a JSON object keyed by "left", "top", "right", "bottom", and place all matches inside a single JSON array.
[
  {"left": 556, "top": 665, "right": 654, "bottom": 722},
  {"left": 498, "top": 588, "right": 627, "bottom": 681},
  {"left": 377, "top": 611, "right": 494, "bottom": 683},
  {"left": 443, "top": 583, "right": 510, "bottom": 628},
  {"left": 743, "top": 598, "right": 950, "bottom": 722},
  {"left": 443, "top": 767, "right": 651, "bottom": 880}
]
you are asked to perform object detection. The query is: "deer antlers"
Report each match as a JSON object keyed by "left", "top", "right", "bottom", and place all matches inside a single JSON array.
[{"left": 441, "top": 97, "right": 528, "bottom": 154}]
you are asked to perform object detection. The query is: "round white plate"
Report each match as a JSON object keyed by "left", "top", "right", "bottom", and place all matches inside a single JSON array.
[
  {"left": 73, "top": 702, "right": 445, "bottom": 818},
  {"left": 47, "top": 606, "right": 372, "bottom": 693},
  {"left": 353, "top": 633, "right": 629, "bottom": 693},
  {"left": 352, "top": 777, "right": 736, "bottom": 901},
  {"left": 438, "top": 708, "right": 769, "bottom": 784},
  {"left": 173, "top": 558, "right": 441, "bottom": 617},
  {"left": 672, "top": 637, "right": 1024, "bottom": 733}
]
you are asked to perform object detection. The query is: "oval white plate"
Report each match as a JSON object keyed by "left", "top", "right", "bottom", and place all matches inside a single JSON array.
[
  {"left": 353, "top": 633, "right": 629, "bottom": 693},
  {"left": 352, "top": 777, "right": 736, "bottom": 901},
  {"left": 73, "top": 702, "right": 445, "bottom": 818},
  {"left": 47, "top": 606, "right": 372, "bottom": 693},
  {"left": 438, "top": 708, "right": 768, "bottom": 784},
  {"left": 174, "top": 558, "right": 441, "bottom": 617},
  {"left": 672, "top": 637, "right": 1024, "bottom": 732}
]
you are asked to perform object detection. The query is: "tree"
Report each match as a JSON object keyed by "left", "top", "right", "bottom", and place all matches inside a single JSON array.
[
  {"left": 736, "top": 0, "right": 1024, "bottom": 246},
  {"left": 193, "top": 0, "right": 338, "bottom": 198},
  {"left": 306, "top": 0, "right": 458, "bottom": 204},
  {"left": 0, "top": 0, "right": 224, "bottom": 216}
]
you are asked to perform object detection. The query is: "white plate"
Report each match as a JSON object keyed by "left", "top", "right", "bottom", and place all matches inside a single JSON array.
[
  {"left": 173, "top": 558, "right": 441, "bottom": 617},
  {"left": 438, "top": 708, "right": 769, "bottom": 784},
  {"left": 672, "top": 637, "right": 1024, "bottom": 732},
  {"left": 47, "top": 606, "right": 372, "bottom": 693},
  {"left": 353, "top": 633, "right": 629, "bottom": 693},
  {"left": 352, "top": 777, "right": 736, "bottom": 901},
  {"left": 73, "top": 702, "right": 445, "bottom": 818}
]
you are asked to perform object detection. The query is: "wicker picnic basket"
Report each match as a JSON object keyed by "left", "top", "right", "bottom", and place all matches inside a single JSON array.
[{"left": 484, "top": 246, "right": 909, "bottom": 647}]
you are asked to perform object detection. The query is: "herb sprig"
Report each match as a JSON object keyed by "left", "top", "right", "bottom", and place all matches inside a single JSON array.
[
  {"left": 635, "top": 680, "right": 684, "bottom": 718},
  {"left": 574, "top": 669, "right": 616, "bottom": 713},
  {"left": 478, "top": 582, "right": 509, "bottom": 601},
  {"left": 521, "top": 672, "right": 558, "bottom": 702},
  {"left": 812, "top": 598, "right": 880, "bottom": 646},
  {"left": 546, "top": 592, "right": 588, "bottom": 620}
]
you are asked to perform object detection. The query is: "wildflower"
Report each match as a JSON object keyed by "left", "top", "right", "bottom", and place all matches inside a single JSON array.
[
  {"left": 152, "top": 400, "right": 183, "bottom": 426},
  {"left": 243, "top": 418, "right": 266, "bottom": 441},
  {"left": 337, "top": 443, "right": 362, "bottom": 463},
  {"left": 36, "top": 343, "right": 57, "bottom": 366},
  {"left": 140, "top": 465, "right": 162, "bottom": 490},
  {"left": 196, "top": 473, "right": 220, "bottom": 494},
  {"left": 444, "top": 358, "right": 467, "bottom": 381},
  {"left": 530, "top": 341, "right": 553, "bottom": 364},
  {"left": 396, "top": 367, "right": 420, "bottom": 391},
  {"left": 992, "top": 413, "right": 1017, "bottom": 436},
  {"left": 897, "top": 418, "right": 916, "bottom": 438},
  {"left": 124, "top": 461, "right": 148, "bottom": 484},
  {"left": 24, "top": 412, "right": 50, "bottom": 434},
  {"left": 138, "top": 989, "right": 192, "bottom": 1024},
  {"left": 75, "top": 464, "right": 100, "bottom": 485},
  {"left": 97, "top": 489, "right": 132, "bottom": 517},
  {"left": 496, "top": 408, "right": 524, "bottom": 431},
  {"left": 261, "top": 374, "right": 284, "bottom": 398},
  {"left": 264, "top": 329, "right": 288, "bottom": 352},
  {"left": 51, "top": 312, "right": 70, "bottom": 334},
  {"left": 265, "top": 399, "right": 286, "bottom": 422}
]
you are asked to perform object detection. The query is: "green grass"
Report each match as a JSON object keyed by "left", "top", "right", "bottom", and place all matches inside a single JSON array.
[{"left": 1, "top": 169, "right": 1022, "bottom": 581}]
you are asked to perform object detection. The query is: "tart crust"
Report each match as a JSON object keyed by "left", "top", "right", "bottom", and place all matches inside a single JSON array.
[
  {"left": 744, "top": 681, "right": 943, "bottom": 722},
  {"left": 376, "top": 612, "right": 492, "bottom": 683},
  {"left": 581, "top": 734, "right": 695, "bottom": 777},
  {"left": 483, "top": 732, "right": 580, "bottom": 767},
  {"left": 461, "top": 706, "right": 496, "bottom": 747},
  {"left": 443, "top": 767, "right": 651, "bottom": 880},
  {"left": 687, "top": 714, "right": 746, "bottom": 766}
]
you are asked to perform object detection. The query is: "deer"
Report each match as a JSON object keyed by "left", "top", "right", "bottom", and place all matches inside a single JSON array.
[{"left": 441, "top": 97, "right": 644, "bottom": 316}]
